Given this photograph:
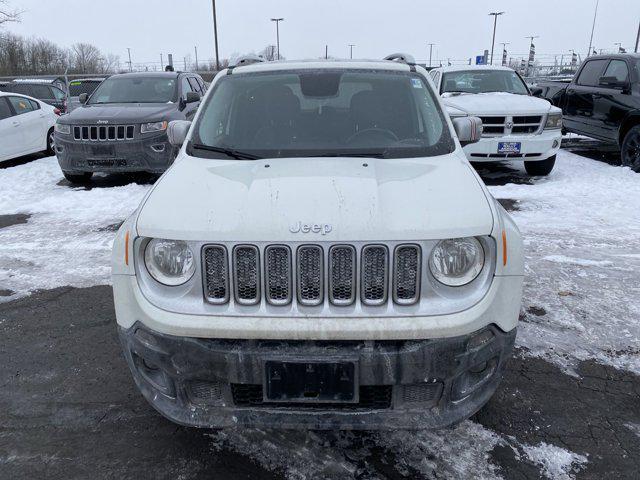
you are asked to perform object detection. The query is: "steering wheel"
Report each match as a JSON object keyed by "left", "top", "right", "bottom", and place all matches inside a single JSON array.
[{"left": 346, "top": 128, "right": 399, "bottom": 145}]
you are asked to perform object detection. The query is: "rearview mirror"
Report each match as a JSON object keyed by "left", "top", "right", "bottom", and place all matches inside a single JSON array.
[
  {"left": 79, "top": 93, "right": 88, "bottom": 104},
  {"left": 167, "top": 120, "right": 192, "bottom": 147},
  {"left": 185, "top": 91, "right": 201, "bottom": 104},
  {"left": 452, "top": 116, "right": 483, "bottom": 146},
  {"left": 598, "top": 76, "right": 627, "bottom": 89}
]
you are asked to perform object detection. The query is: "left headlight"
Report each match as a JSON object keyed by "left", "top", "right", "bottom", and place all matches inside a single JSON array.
[
  {"left": 55, "top": 123, "right": 70, "bottom": 135},
  {"left": 141, "top": 121, "right": 168, "bottom": 134},
  {"left": 144, "top": 239, "right": 195, "bottom": 286},
  {"left": 429, "top": 237, "right": 485, "bottom": 287},
  {"left": 544, "top": 113, "right": 562, "bottom": 130}
]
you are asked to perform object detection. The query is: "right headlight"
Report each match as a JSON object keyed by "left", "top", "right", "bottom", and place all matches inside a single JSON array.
[
  {"left": 55, "top": 123, "right": 71, "bottom": 135},
  {"left": 429, "top": 237, "right": 485, "bottom": 287},
  {"left": 544, "top": 113, "right": 563, "bottom": 130},
  {"left": 144, "top": 239, "right": 195, "bottom": 286}
]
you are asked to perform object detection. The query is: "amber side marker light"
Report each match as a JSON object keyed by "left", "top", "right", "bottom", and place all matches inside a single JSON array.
[
  {"left": 125, "top": 231, "right": 130, "bottom": 266},
  {"left": 502, "top": 230, "right": 508, "bottom": 266}
]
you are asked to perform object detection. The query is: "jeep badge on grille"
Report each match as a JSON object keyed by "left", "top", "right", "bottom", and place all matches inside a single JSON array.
[{"left": 289, "top": 222, "right": 333, "bottom": 235}]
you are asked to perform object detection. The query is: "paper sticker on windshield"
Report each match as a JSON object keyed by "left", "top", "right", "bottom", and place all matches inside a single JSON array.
[{"left": 411, "top": 78, "right": 423, "bottom": 89}]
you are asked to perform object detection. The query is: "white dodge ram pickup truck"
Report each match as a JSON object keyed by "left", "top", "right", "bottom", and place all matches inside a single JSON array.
[
  {"left": 429, "top": 65, "right": 562, "bottom": 176},
  {"left": 112, "top": 56, "right": 524, "bottom": 430}
]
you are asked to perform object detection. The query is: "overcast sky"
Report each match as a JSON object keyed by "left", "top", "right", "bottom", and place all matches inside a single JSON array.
[{"left": 5, "top": 0, "right": 640, "bottom": 67}]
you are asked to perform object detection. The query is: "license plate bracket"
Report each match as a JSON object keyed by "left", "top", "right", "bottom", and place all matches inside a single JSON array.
[
  {"left": 264, "top": 360, "right": 358, "bottom": 404},
  {"left": 87, "top": 159, "right": 127, "bottom": 167},
  {"left": 498, "top": 142, "right": 522, "bottom": 154}
]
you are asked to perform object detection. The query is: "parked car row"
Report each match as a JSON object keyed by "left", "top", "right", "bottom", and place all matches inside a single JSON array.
[{"left": 533, "top": 53, "right": 640, "bottom": 171}]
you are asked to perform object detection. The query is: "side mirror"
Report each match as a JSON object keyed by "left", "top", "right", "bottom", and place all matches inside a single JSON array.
[
  {"left": 185, "top": 91, "right": 201, "bottom": 104},
  {"left": 452, "top": 116, "right": 483, "bottom": 147},
  {"left": 530, "top": 86, "right": 543, "bottom": 97},
  {"left": 79, "top": 93, "right": 88, "bottom": 104},
  {"left": 167, "top": 120, "right": 192, "bottom": 147},
  {"left": 598, "top": 76, "right": 627, "bottom": 89}
]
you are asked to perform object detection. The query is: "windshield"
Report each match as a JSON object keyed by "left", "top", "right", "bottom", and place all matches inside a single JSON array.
[
  {"left": 441, "top": 70, "right": 529, "bottom": 95},
  {"left": 88, "top": 76, "right": 177, "bottom": 104},
  {"left": 190, "top": 70, "right": 454, "bottom": 160}
]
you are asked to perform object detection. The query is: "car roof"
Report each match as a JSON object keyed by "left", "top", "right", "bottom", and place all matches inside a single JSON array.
[
  {"left": 227, "top": 59, "right": 417, "bottom": 74},
  {"left": 432, "top": 65, "right": 516, "bottom": 73},
  {"left": 107, "top": 71, "right": 183, "bottom": 80},
  {"left": 584, "top": 53, "right": 640, "bottom": 61},
  {"left": 0, "top": 91, "right": 41, "bottom": 102}
]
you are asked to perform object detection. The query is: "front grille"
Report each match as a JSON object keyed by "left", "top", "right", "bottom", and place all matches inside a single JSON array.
[
  {"left": 393, "top": 245, "right": 421, "bottom": 305},
  {"left": 478, "top": 115, "right": 542, "bottom": 137},
  {"left": 297, "top": 246, "right": 323, "bottom": 306},
  {"left": 233, "top": 246, "right": 260, "bottom": 305},
  {"left": 203, "top": 246, "right": 229, "bottom": 304},
  {"left": 329, "top": 245, "right": 356, "bottom": 305},
  {"left": 231, "top": 384, "right": 393, "bottom": 410},
  {"left": 73, "top": 124, "right": 135, "bottom": 141},
  {"left": 187, "top": 380, "right": 224, "bottom": 405},
  {"left": 204, "top": 243, "right": 421, "bottom": 308},
  {"left": 265, "top": 246, "right": 292, "bottom": 305},
  {"left": 361, "top": 245, "right": 389, "bottom": 306}
]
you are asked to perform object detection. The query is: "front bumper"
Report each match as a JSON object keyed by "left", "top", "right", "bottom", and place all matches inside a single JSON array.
[
  {"left": 54, "top": 132, "right": 176, "bottom": 174},
  {"left": 119, "top": 323, "right": 516, "bottom": 430},
  {"left": 464, "top": 129, "right": 562, "bottom": 162}
]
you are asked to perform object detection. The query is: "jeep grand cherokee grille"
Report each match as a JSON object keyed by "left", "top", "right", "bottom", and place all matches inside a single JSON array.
[
  {"left": 203, "top": 244, "right": 422, "bottom": 307},
  {"left": 73, "top": 124, "right": 135, "bottom": 141}
]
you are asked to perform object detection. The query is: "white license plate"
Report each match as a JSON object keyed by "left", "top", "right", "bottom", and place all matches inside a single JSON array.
[{"left": 498, "top": 142, "right": 521, "bottom": 154}]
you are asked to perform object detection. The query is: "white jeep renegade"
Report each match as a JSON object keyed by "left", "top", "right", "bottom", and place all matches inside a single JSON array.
[
  {"left": 112, "top": 55, "right": 524, "bottom": 430},
  {"left": 429, "top": 65, "right": 562, "bottom": 176}
]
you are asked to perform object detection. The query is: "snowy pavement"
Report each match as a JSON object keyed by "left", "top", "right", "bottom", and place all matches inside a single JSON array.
[{"left": 0, "top": 151, "right": 639, "bottom": 479}]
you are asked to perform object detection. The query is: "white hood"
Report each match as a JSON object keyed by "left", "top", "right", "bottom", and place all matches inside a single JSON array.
[
  {"left": 136, "top": 154, "right": 494, "bottom": 242},
  {"left": 443, "top": 92, "right": 555, "bottom": 116}
]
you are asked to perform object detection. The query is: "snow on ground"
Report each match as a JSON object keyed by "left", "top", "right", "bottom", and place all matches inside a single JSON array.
[
  {"left": 0, "top": 157, "right": 149, "bottom": 301},
  {"left": 488, "top": 150, "right": 640, "bottom": 375},
  {"left": 210, "top": 422, "right": 587, "bottom": 480}
]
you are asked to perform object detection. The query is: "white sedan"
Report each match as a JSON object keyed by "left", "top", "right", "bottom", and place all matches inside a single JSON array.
[{"left": 0, "top": 91, "right": 59, "bottom": 162}]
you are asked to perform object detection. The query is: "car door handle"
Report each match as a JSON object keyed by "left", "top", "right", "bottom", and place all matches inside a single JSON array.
[{"left": 12, "top": 121, "right": 20, "bottom": 127}]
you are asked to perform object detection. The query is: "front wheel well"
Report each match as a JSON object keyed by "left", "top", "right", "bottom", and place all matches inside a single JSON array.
[{"left": 619, "top": 115, "right": 640, "bottom": 145}]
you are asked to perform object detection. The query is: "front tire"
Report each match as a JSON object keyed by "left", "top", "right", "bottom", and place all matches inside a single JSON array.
[
  {"left": 46, "top": 128, "right": 55, "bottom": 155},
  {"left": 63, "top": 171, "right": 93, "bottom": 184},
  {"left": 621, "top": 125, "right": 640, "bottom": 173},
  {"left": 525, "top": 155, "right": 556, "bottom": 176}
]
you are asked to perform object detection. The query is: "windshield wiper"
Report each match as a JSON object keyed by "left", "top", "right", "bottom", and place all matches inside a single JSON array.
[{"left": 190, "top": 144, "right": 263, "bottom": 160}]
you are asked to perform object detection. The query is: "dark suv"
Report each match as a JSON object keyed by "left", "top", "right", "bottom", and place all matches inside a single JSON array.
[
  {"left": 1, "top": 81, "right": 67, "bottom": 113},
  {"left": 54, "top": 71, "right": 205, "bottom": 183}
]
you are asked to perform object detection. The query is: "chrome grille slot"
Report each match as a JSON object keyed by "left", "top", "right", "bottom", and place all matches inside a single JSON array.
[
  {"left": 203, "top": 245, "right": 229, "bottom": 304},
  {"left": 233, "top": 245, "right": 260, "bottom": 305},
  {"left": 329, "top": 245, "right": 356, "bottom": 305},
  {"left": 297, "top": 246, "right": 323, "bottom": 306},
  {"left": 265, "top": 246, "right": 292, "bottom": 305},
  {"left": 512, "top": 115, "right": 542, "bottom": 134},
  {"left": 72, "top": 124, "right": 136, "bottom": 141},
  {"left": 361, "top": 245, "right": 389, "bottom": 306},
  {"left": 393, "top": 245, "right": 421, "bottom": 305}
]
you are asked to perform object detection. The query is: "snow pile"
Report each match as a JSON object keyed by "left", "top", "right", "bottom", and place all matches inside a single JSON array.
[
  {"left": 489, "top": 150, "right": 640, "bottom": 375},
  {"left": 0, "top": 157, "right": 150, "bottom": 301},
  {"left": 521, "top": 441, "right": 588, "bottom": 479}
]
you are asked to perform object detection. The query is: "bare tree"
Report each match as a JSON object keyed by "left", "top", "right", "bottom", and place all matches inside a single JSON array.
[
  {"left": 0, "top": 0, "right": 21, "bottom": 27},
  {"left": 259, "top": 45, "right": 278, "bottom": 61},
  {"left": 70, "top": 42, "right": 103, "bottom": 74}
]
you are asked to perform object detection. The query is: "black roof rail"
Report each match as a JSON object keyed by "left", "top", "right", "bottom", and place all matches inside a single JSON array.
[{"left": 384, "top": 53, "right": 416, "bottom": 66}]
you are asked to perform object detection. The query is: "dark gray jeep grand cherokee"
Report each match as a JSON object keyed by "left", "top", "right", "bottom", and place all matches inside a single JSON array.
[{"left": 54, "top": 72, "right": 204, "bottom": 183}]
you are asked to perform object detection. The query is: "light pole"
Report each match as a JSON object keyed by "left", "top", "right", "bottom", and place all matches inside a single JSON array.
[
  {"left": 587, "top": 0, "right": 599, "bottom": 57},
  {"left": 428, "top": 43, "right": 435, "bottom": 68},
  {"left": 488, "top": 12, "right": 504, "bottom": 65},
  {"left": 160, "top": 53, "right": 164, "bottom": 69},
  {"left": 212, "top": 0, "right": 220, "bottom": 70},
  {"left": 525, "top": 35, "right": 539, "bottom": 76},
  {"left": 636, "top": 20, "right": 640, "bottom": 53},
  {"left": 271, "top": 18, "right": 284, "bottom": 60},
  {"left": 500, "top": 42, "right": 510, "bottom": 66},
  {"left": 127, "top": 48, "right": 132, "bottom": 72},
  {"left": 349, "top": 44, "right": 355, "bottom": 59},
  {"left": 194, "top": 46, "right": 199, "bottom": 70}
]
